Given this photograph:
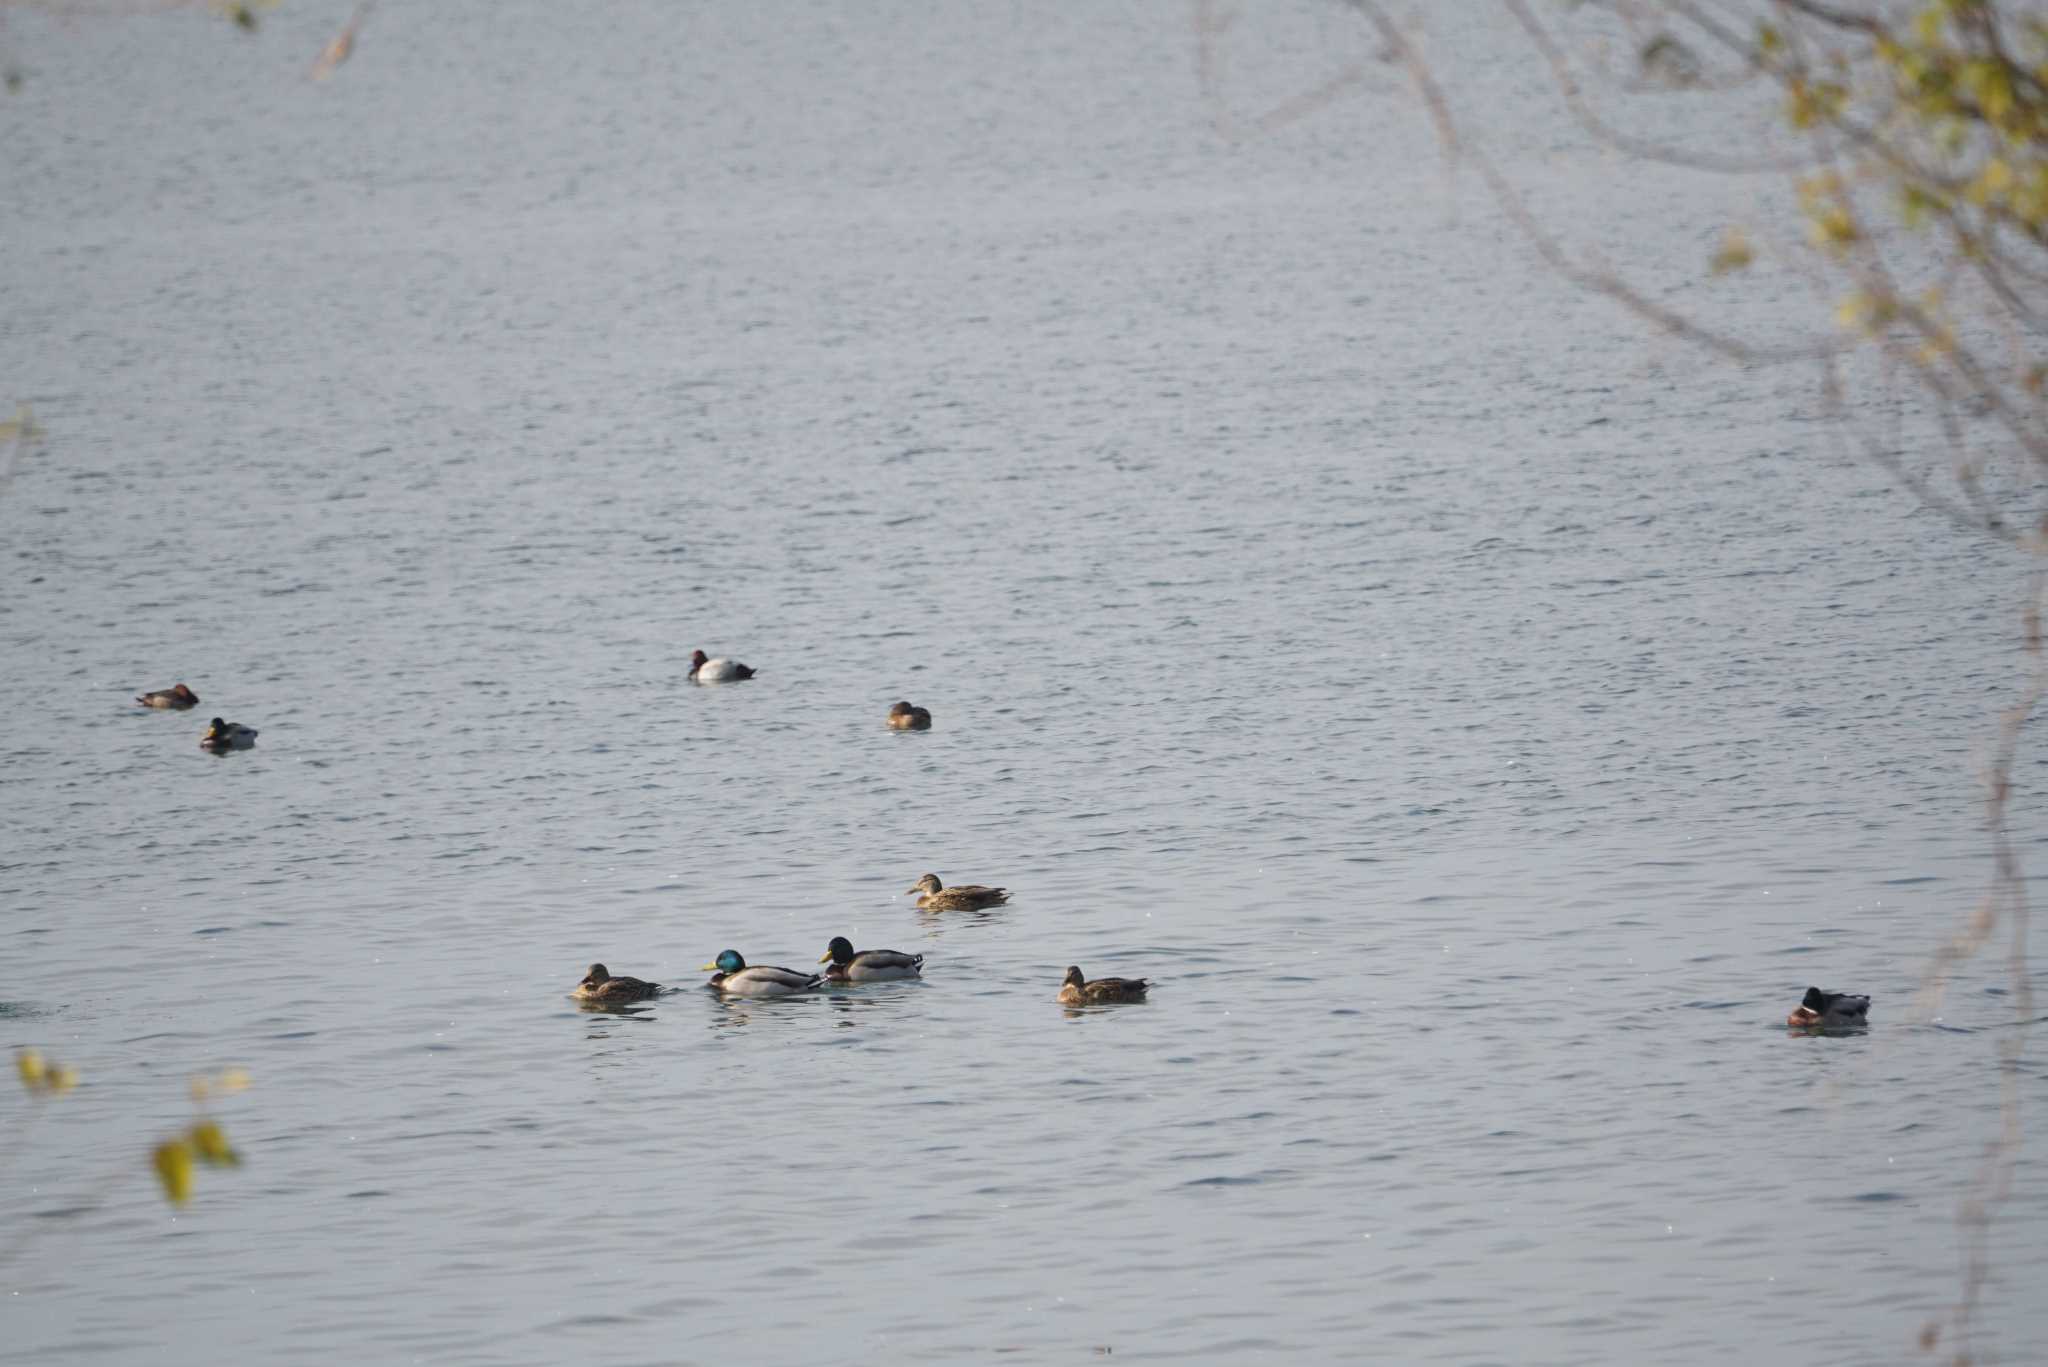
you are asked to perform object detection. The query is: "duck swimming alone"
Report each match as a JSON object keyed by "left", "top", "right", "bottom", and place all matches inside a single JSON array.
[
  {"left": 702, "top": 949, "right": 822, "bottom": 997},
  {"left": 1787, "top": 986, "right": 1870, "bottom": 1029},
  {"left": 136, "top": 683, "right": 199, "bottom": 709},
  {"left": 573, "top": 963, "right": 661, "bottom": 1003},
  {"left": 907, "top": 873, "right": 1008, "bottom": 910},
  {"left": 1058, "top": 965, "right": 1149, "bottom": 1005},
  {"left": 689, "top": 650, "right": 755, "bottom": 682},
  {"left": 887, "top": 701, "right": 932, "bottom": 730},
  {"left": 199, "top": 717, "right": 258, "bottom": 752},
  {"left": 819, "top": 935, "right": 924, "bottom": 982}
]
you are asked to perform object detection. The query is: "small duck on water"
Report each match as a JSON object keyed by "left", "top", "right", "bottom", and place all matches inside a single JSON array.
[
  {"left": 136, "top": 683, "right": 199, "bottom": 709},
  {"left": 819, "top": 936, "right": 923, "bottom": 982},
  {"left": 689, "top": 650, "right": 755, "bottom": 682},
  {"left": 1788, "top": 986, "right": 1870, "bottom": 1029},
  {"left": 1058, "top": 966, "right": 1148, "bottom": 1005},
  {"left": 907, "top": 873, "right": 1008, "bottom": 910},
  {"left": 200, "top": 717, "right": 258, "bottom": 752},
  {"left": 887, "top": 701, "right": 932, "bottom": 730},
  {"left": 702, "top": 949, "right": 822, "bottom": 997},
  {"left": 574, "top": 963, "right": 661, "bottom": 1003}
]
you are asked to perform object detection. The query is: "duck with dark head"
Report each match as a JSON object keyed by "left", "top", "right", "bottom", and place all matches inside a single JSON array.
[
  {"left": 819, "top": 935, "right": 923, "bottom": 982},
  {"left": 1787, "top": 986, "right": 1870, "bottom": 1030},
  {"left": 887, "top": 701, "right": 932, "bottom": 730},
  {"left": 200, "top": 717, "right": 258, "bottom": 752},
  {"left": 702, "top": 949, "right": 822, "bottom": 997},
  {"left": 689, "top": 650, "right": 755, "bottom": 682}
]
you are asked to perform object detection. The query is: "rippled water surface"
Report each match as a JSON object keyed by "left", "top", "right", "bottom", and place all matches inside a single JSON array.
[{"left": 5, "top": 4, "right": 2046, "bottom": 1364}]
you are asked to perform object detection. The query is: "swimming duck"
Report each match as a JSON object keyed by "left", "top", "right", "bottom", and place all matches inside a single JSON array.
[
  {"left": 887, "top": 701, "right": 932, "bottom": 730},
  {"left": 199, "top": 717, "right": 258, "bottom": 752},
  {"left": 907, "top": 873, "right": 1008, "bottom": 910},
  {"left": 573, "top": 963, "right": 661, "bottom": 1003},
  {"left": 1058, "top": 965, "right": 1149, "bottom": 1005},
  {"left": 702, "top": 949, "right": 822, "bottom": 997},
  {"left": 819, "top": 936, "right": 924, "bottom": 982},
  {"left": 136, "top": 683, "right": 199, "bottom": 709},
  {"left": 689, "top": 650, "right": 755, "bottom": 682},
  {"left": 1787, "top": 986, "right": 1870, "bottom": 1029}
]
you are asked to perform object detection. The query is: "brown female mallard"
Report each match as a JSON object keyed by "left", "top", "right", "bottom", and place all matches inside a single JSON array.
[
  {"left": 906, "top": 873, "right": 1007, "bottom": 910},
  {"left": 573, "top": 963, "right": 661, "bottom": 1003},
  {"left": 1058, "top": 966, "right": 1148, "bottom": 1005},
  {"left": 136, "top": 683, "right": 199, "bottom": 709}
]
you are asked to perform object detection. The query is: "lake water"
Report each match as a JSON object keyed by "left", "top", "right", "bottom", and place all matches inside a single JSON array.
[{"left": 4, "top": 3, "right": 2045, "bottom": 1363}]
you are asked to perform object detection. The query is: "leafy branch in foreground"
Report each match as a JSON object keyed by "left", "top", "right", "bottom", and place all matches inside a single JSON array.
[
  {"left": 6, "top": 1051, "right": 250, "bottom": 1247},
  {"left": 1205, "top": 2, "right": 2041, "bottom": 1360}
]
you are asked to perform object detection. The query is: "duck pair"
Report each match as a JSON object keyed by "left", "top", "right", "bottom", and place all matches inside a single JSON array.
[
  {"left": 137, "top": 683, "right": 259, "bottom": 753},
  {"left": 702, "top": 941, "right": 923, "bottom": 995}
]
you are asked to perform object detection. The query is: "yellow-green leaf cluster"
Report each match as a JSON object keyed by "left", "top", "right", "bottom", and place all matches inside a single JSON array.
[
  {"left": 14, "top": 1048, "right": 78, "bottom": 1096},
  {"left": 151, "top": 1121, "right": 243, "bottom": 1207}
]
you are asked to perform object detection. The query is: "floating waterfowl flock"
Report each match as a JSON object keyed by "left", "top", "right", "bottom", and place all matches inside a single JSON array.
[{"left": 131, "top": 668, "right": 1866, "bottom": 1024}]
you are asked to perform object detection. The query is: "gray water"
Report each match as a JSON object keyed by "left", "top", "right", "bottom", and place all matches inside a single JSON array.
[{"left": 4, "top": 4, "right": 2045, "bottom": 1364}]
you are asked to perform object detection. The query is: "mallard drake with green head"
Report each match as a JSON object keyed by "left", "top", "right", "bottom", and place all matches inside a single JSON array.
[
  {"left": 1058, "top": 966, "right": 1148, "bottom": 1005},
  {"left": 136, "top": 683, "right": 199, "bottom": 709},
  {"left": 907, "top": 873, "right": 1007, "bottom": 910},
  {"left": 819, "top": 936, "right": 923, "bottom": 982},
  {"left": 573, "top": 963, "right": 660, "bottom": 1003},
  {"left": 200, "top": 717, "right": 258, "bottom": 752},
  {"left": 702, "top": 949, "right": 822, "bottom": 997},
  {"left": 887, "top": 701, "right": 932, "bottom": 730}
]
